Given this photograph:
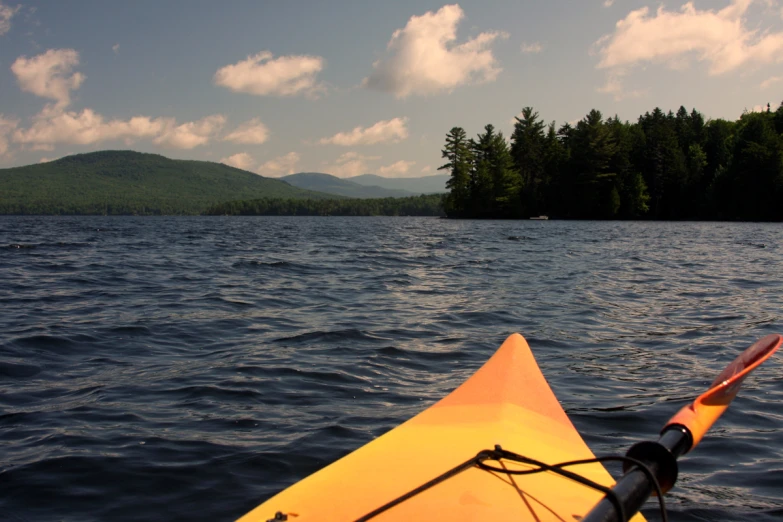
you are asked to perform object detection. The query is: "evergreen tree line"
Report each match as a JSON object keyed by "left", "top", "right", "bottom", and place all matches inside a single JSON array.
[
  {"left": 1, "top": 194, "right": 445, "bottom": 216},
  {"left": 0, "top": 199, "right": 203, "bottom": 215},
  {"left": 440, "top": 104, "right": 783, "bottom": 220},
  {"left": 203, "top": 194, "right": 445, "bottom": 216}
]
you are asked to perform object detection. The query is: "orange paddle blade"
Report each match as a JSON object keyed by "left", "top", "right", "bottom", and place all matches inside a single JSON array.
[{"left": 664, "top": 334, "right": 782, "bottom": 450}]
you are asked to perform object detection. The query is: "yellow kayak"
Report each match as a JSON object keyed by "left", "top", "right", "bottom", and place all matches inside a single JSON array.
[{"left": 239, "top": 333, "right": 644, "bottom": 521}]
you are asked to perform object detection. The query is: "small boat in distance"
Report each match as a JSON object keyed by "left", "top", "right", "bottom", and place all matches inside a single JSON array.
[{"left": 529, "top": 215, "right": 549, "bottom": 220}]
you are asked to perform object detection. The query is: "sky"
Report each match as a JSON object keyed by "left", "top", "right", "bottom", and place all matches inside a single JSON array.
[{"left": 0, "top": 0, "right": 782, "bottom": 177}]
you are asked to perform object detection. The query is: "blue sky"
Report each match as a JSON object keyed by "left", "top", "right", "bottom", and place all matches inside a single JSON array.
[{"left": 1, "top": 0, "right": 781, "bottom": 176}]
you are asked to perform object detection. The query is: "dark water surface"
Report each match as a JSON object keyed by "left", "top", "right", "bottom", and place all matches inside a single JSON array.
[{"left": 1, "top": 216, "right": 782, "bottom": 521}]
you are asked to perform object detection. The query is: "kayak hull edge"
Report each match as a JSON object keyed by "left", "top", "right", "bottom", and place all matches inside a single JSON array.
[{"left": 238, "top": 333, "right": 645, "bottom": 521}]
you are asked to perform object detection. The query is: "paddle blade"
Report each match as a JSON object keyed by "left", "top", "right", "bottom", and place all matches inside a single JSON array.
[{"left": 664, "top": 334, "right": 782, "bottom": 450}]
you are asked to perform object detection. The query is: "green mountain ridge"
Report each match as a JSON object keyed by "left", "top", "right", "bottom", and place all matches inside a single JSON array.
[
  {"left": 346, "top": 173, "right": 449, "bottom": 194},
  {"left": 0, "top": 150, "right": 341, "bottom": 215},
  {"left": 280, "top": 172, "right": 414, "bottom": 198}
]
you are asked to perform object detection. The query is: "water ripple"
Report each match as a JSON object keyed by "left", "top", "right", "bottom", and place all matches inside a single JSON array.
[{"left": 0, "top": 217, "right": 782, "bottom": 521}]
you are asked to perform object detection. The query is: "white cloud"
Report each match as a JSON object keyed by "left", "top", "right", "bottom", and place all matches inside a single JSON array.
[
  {"left": 378, "top": 160, "right": 416, "bottom": 177},
  {"left": 597, "top": 69, "right": 646, "bottom": 100},
  {"left": 257, "top": 151, "right": 300, "bottom": 177},
  {"left": 0, "top": 114, "right": 19, "bottom": 156},
  {"left": 112, "top": 43, "right": 120, "bottom": 54},
  {"left": 421, "top": 165, "right": 432, "bottom": 174},
  {"left": 39, "top": 156, "right": 56, "bottom": 163},
  {"left": 11, "top": 49, "right": 85, "bottom": 107},
  {"left": 341, "top": 151, "right": 376, "bottom": 161},
  {"left": 153, "top": 114, "right": 226, "bottom": 149},
  {"left": 595, "top": 0, "right": 783, "bottom": 99},
  {"left": 320, "top": 153, "right": 416, "bottom": 178},
  {"left": 321, "top": 151, "right": 380, "bottom": 178},
  {"left": 319, "top": 117, "right": 408, "bottom": 146},
  {"left": 760, "top": 75, "right": 782, "bottom": 89},
  {"left": 6, "top": 45, "right": 225, "bottom": 153},
  {"left": 222, "top": 118, "right": 270, "bottom": 144},
  {"left": 13, "top": 106, "right": 224, "bottom": 150},
  {"left": 363, "top": 4, "right": 506, "bottom": 98},
  {"left": 220, "top": 152, "right": 255, "bottom": 171},
  {"left": 214, "top": 51, "right": 325, "bottom": 98},
  {"left": 520, "top": 41, "right": 543, "bottom": 54},
  {"left": 604, "top": 0, "right": 616, "bottom": 6},
  {"left": 0, "top": 2, "right": 20, "bottom": 36},
  {"left": 13, "top": 105, "right": 168, "bottom": 147}
]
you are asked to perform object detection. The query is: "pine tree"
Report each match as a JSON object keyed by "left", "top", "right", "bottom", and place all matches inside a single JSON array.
[
  {"left": 637, "top": 108, "right": 687, "bottom": 218},
  {"left": 470, "top": 125, "right": 498, "bottom": 218},
  {"left": 439, "top": 127, "right": 473, "bottom": 217},
  {"left": 727, "top": 111, "right": 783, "bottom": 220},
  {"left": 489, "top": 131, "right": 522, "bottom": 218},
  {"left": 569, "top": 110, "right": 618, "bottom": 217},
  {"left": 511, "top": 107, "right": 546, "bottom": 215}
]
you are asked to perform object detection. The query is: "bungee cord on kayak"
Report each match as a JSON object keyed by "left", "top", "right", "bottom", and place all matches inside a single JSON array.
[{"left": 354, "top": 445, "right": 668, "bottom": 522}]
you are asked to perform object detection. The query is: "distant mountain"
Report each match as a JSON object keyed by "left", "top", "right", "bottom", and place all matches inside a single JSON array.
[
  {"left": 347, "top": 173, "right": 449, "bottom": 194},
  {"left": 0, "top": 150, "right": 338, "bottom": 215},
  {"left": 280, "top": 172, "right": 415, "bottom": 198}
]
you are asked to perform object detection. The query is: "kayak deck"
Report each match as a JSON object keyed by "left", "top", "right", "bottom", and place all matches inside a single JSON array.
[{"left": 239, "top": 334, "right": 645, "bottom": 521}]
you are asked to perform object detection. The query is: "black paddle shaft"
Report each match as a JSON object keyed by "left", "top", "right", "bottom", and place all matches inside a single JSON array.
[{"left": 582, "top": 426, "right": 692, "bottom": 522}]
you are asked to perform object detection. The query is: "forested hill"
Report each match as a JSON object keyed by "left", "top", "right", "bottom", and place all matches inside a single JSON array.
[
  {"left": 0, "top": 150, "right": 339, "bottom": 215},
  {"left": 347, "top": 174, "right": 449, "bottom": 194},
  {"left": 280, "top": 172, "right": 414, "bottom": 198},
  {"left": 439, "top": 104, "right": 783, "bottom": 221},
  {"left": 204, "top": 194, "right": 444, "bottom": 217}
]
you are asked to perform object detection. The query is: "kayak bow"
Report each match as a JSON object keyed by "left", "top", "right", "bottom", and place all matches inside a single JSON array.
[
  {"left": 240, "top": 334, "right": 641, "bottom": 521},
  {"left": 239, "top": 333, "right": 781, "bottom": 522}
]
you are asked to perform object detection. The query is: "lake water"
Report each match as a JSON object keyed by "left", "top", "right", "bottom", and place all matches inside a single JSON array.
[{"left": 1, "top": 216, "right": 782, "bottom": 521}]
